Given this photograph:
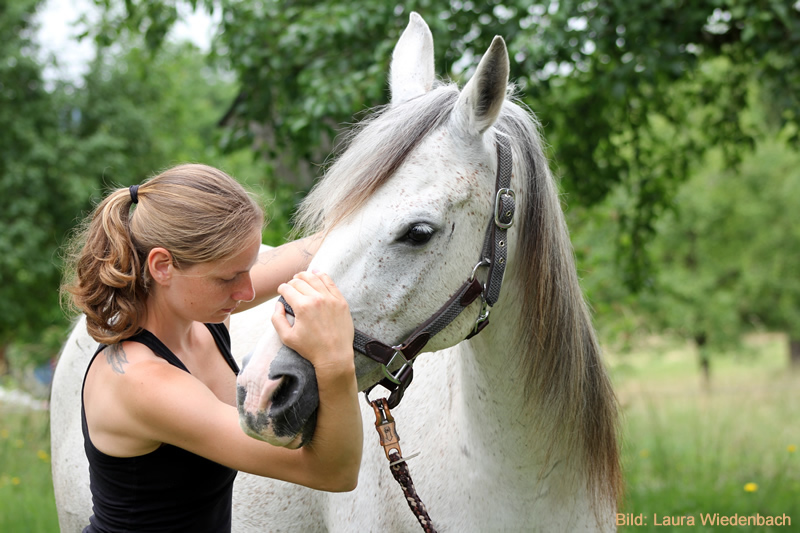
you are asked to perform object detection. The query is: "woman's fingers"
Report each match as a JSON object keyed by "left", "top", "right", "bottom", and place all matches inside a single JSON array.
[
  {"left": 279, "top": 270, "right": 341, "bottom": 309},
  {"left": 312, "top": 270, "right": 344, "bottom": 299},
  {"left": 273, "top": 270, "right": 353, "bottom": 367},
  {"left": 289, "top": 270, "right": 331, "bottom": 296},
  {"left": 271, "top": 299, "right": 290, "bottom": 336}
]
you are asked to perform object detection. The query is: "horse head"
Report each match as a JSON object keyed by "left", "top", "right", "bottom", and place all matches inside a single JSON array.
[{"left": 236, "top": 12, "right": 518, "bottom": 447}]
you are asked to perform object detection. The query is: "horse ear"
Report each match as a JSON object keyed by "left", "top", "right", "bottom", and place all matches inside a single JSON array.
[
  {"left": 452, "top": 36, "right": 509, "bottom": 135},
  {"left": 390, "top": 12, "right": 435, "bottom": 105}
]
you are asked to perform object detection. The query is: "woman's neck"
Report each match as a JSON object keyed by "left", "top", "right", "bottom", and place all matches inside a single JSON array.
[{"left": 141, "top": 293, "right": 199, "bottom": 357}]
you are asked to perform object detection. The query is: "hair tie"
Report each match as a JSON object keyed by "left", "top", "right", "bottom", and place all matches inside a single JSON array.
[{"left": 129, "top": 185, "right": 140, "bottom": 204}]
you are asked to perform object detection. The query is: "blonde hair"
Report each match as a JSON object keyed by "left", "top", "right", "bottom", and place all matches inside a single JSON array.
[{"left": 62, "top": 164, "right": 264, "bottom": 344}]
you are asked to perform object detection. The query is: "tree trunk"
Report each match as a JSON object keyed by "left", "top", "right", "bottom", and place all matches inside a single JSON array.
[
  {"left": 699, "top": 355, "right": 711, "bottom": 390},
  {"left": 695, "top": 333, "right": 711, "bottom": 390},
  {"left": 0, "top": 343, "right": 7, "bottom": 376},
  {"left": 790, "top": 338, "right": 800, "bottom": 370}
]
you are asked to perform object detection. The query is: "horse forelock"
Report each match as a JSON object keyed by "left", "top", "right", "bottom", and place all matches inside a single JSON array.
[
  {"left": 296, "top": 85, "right": 620, "bottom": 510},
  {"left": 294, "top": 85, "right": 460, "bottom": 235}
]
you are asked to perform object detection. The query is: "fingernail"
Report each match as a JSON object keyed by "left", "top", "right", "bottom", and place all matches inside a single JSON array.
[{"left": 311, "top": 268, "right": 321, "bottom": 274}]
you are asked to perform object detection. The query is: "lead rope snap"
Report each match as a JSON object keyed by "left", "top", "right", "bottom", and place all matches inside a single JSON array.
[{"left": 370, "top": 397, "right": 438, "bottom": 533}]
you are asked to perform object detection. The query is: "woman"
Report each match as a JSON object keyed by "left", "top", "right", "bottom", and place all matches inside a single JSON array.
[{"left": 61, "top": 164, "right": 362, "bottom": 532}]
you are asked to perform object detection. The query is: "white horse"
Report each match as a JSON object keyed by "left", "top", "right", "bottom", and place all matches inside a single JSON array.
[{"left": 51, "top": 13, "right": 620, "bottom": 532}]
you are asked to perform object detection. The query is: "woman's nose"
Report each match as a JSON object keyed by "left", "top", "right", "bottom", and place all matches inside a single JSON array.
[{"left": 234, "top": 274, "right": 256, "bottom": 302}]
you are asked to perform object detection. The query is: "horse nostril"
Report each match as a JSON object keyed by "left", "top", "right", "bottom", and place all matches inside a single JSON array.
[
  {"left": 241, "top": 352, "right": 252, "bottom": 370},
  {"left": 270, "top": 375, "right": 300, "bottom": 409},
  {"left": 265, "top": 346, "right": 319, "bottom": 441},
  {"left": 235, "top": 345, "right": 320, "bottom": 445}
]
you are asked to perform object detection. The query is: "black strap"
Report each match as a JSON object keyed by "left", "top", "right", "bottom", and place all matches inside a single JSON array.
[{"left": 483, "top": 135, "right": 514, "bottom": 307}]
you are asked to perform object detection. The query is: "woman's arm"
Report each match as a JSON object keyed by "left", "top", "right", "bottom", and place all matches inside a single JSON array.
[
  {"left": 267, "top": 270, "right": 363, "bottom": 488},
  {"left": 120, "top": 367, "right": 361, "bottom": 491},
  {"left": 235, "top": 234, "right": 323, "bottom": 313},
  {"left": 117, "top": 270, "right": 362, "bottom": 491}
]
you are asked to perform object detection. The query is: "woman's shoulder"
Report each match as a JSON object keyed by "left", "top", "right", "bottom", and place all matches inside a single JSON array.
[
  {"left": 84, "top": 341, "right": 190, "bottom": 456},
  {"left": 89, "top": 341, "right": 184, "bottom": 403},
  {"left": 96, "top": 339, "right": 238, "bottom": 455},
  {"left": 91, "top": 337, "right": 201, "bottom": 405},
  {"left": 97, "top": 339, "right": 165, "bottom": 372}
]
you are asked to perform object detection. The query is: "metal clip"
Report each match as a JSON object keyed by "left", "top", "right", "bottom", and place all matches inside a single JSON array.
[
  {"left": 473, "top": 296, "right": 491, "bottom": 334},
  {"left": 469, "top": 258, "right": 491, "bottom": 282},
  {"left": 370, "top": 397, "right": 402, "bottom": 461},
  {"left": 380, "top": 347, "right": 412, "bottom": 385}
]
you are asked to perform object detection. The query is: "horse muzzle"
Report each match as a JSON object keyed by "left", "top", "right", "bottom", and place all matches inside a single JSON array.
[{"left": 237, "top": 345, "right": 319, "bottom": 448}]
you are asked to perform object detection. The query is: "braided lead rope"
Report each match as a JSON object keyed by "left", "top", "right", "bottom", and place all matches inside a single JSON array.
[
  {"left": 371, "top": 398, "right": 438, "bottom": 533},
  {"left": 389, "top": 451, "right": 438, "bottom": 533}
]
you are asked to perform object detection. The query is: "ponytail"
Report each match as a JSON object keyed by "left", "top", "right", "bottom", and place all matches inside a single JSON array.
[
  {"left": 61, "top": 164, "right": 263, "bottom": 344},
  {"left": 62, "top": 187, "right": 148, "bottom": 344}
]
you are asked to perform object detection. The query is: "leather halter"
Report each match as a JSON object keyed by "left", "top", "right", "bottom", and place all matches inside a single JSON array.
[{"left": 281, "top": 135, "right": 516, "bottom": 408}]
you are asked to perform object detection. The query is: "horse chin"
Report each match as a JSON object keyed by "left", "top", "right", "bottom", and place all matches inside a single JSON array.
[{"left": 236, "top": 345, "right": 319, "bottom": 447}]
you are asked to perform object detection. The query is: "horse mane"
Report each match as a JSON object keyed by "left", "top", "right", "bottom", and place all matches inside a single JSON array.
[
  {"left": 295, "top": 85, "right": 621, "bottom": 510},
  {"left": 495, "top": 103, "right": 622, "bottom": 511},
  {"left": 294, "top": 85, "right": 460, "bottom": 234}
]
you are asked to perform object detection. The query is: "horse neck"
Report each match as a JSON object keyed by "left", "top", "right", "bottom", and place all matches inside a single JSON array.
[
  {"left": 456, "top": 272, "right": 539, "bottom": 453},
  {"left": 455, "top": 251, "right": 621, "bottom": 517}
]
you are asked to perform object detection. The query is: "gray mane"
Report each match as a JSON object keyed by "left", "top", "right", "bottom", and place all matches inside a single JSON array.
[{"left": 295, "top": 85, "right": 459, "bottom": 234}]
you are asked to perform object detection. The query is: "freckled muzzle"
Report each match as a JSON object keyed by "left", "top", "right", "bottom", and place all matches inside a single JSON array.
[{"left": 236, "top": 345, "right": 319, "bottom": 448}]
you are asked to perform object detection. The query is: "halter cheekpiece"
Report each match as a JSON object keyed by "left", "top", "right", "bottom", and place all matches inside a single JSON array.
[
  {"left": 129, "top": 185, "right": 140, "bottom": 204},
  {"left": 280, "top": 134, "right": 517, "bottom": 408}
]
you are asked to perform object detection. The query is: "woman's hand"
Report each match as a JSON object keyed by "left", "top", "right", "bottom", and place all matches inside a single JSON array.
[
  {"left": 271, "top": 270, "right": 355, "bottom": 373},
  {"left": 270, "top": 270, "right": 362, "bottom": 490}
]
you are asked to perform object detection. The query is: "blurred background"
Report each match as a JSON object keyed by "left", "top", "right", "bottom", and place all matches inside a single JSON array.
[{"left": 1, "top": 0, "right": 798, "bottom": 531}]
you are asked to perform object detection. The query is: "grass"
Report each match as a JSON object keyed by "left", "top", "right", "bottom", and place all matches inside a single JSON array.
[
  {"left": 0, "top": 333, "right": 797, "bottom": 532},
  {"left": 610, "top": 333, "right": 800, "bottom": 531},
  {"left": 0, "top": 406, "right": 59, "bottom": 532}
]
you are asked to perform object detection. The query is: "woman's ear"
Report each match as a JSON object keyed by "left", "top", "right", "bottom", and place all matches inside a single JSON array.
[{"left": 147, "top": 248, "right": 174, "bottom": 286}]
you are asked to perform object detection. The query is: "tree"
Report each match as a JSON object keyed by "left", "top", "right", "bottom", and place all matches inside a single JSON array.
[
  {"left": 576, "top": 134, "right": 800, "bottom": 375},
  {"left": 732, "top": 141, "right": 800, "bottom": 368},
  {"left": 650, "top": 137, "right": 800, "bottom": 371},
  {"left": 71, "top": 40, "right": 292, "bottom": 242},
  {"left": 88, "top": 0, "right": 800, "bottom": 288},
  {"left": 0, "top": 10, "right": 279, "bottom": 373},
  {"left": 0, "top": 0, "right": 98, "bottom": 369},
  {"left": 571, "top": 63, "right": 800, "bottom": 372}
]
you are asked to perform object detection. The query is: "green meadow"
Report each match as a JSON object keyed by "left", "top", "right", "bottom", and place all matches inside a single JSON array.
[
  {"left": 614, "top": 333, "right": 800, "bottom": 532},
  {"left": 0, "top": 334, "right": 797, "bottom": 532},
  {"left": 0, "top": 406, "right": 58, "bottom": 532}
]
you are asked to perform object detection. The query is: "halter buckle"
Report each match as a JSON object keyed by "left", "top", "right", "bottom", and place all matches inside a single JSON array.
[{"left": 494, "top": 188, "right": 516, "bottom": 229}]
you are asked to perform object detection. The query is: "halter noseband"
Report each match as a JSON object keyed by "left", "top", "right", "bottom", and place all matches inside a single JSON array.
[{"left": 281, "top": 135, "right": 516, "bottom": 408}]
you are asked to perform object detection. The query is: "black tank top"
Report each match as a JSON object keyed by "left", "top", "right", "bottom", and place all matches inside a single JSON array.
[{"left": 81, "top": 323, "right": 239, "bottom": 533}]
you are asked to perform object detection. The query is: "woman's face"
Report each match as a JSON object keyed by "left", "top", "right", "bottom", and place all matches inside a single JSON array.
[{"left": 168, "top": 227, "right": 262, "bottom": 323}]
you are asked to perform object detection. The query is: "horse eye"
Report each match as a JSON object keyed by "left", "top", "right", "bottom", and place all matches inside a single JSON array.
[{"left": 403, "top": 223, "right": 436, "bottom": 245}]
